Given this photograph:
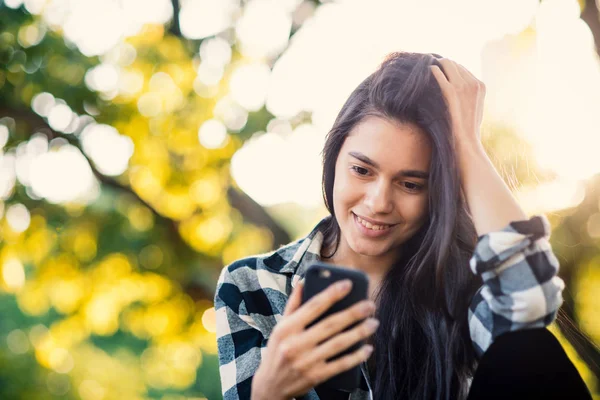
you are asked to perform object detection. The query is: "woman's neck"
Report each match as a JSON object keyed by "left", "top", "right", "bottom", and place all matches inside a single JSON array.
[{"left": 322, "top": 244, "right": 400, "bottom": 301}]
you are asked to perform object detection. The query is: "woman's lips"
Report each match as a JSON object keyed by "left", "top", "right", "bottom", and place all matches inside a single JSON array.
[{"left": 353, "top": 213, "right": 396, "bottom": 238}]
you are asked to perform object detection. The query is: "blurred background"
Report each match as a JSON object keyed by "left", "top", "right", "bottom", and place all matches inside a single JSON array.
[{"left": 0, "top": 0, "right": 599, "bottom": 398}]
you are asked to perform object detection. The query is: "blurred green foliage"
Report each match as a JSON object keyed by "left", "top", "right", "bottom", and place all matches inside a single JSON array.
[{"left": 0, "top": 1, "right": 279, "bottom": 398}]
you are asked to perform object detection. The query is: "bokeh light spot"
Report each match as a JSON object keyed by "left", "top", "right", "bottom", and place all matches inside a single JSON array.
[
  {"left": 46, "top": 371, "right": 71, "bottom": 396},
  {"left": 49, "top": 347, "right": 75, "bottom": 373},
  {"left": 6, "top": 329, "right": 30, "bottom": 354},
  {"left": 201, "top": 307, "right": 216, "bottom": 333},
  {"left": 31, "top": 92, "right": 56, "bottom": 117},
  {"left": 198, "top": 119, "right": 228, "bottom": 149},
  {"left": 6, "top": 203, "right": 30, "bottom": 233},
  {"left": 47, "top": 103, "right": 74, "bottom": 132},
  {"left": 587, "top": 213, "right": 600, "bottom": 239},
  {"left": 2, "top": 257, "right": 25, "bottom": 291},
  {"left": 229, "top": 63, "right": 270, "bottom": 111},
  {"left": 79, "top": 379, "right": 106, "bottom": 400},
  {"left": 0, "top": 125, "right": 8, "bottom": 149}
]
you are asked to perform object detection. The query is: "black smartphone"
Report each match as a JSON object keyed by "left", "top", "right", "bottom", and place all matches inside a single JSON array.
[{"left": 301, "top": 262, "right": 370, "bottom": 392}]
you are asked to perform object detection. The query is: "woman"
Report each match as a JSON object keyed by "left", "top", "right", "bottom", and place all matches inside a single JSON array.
[{"left": 214, "top": 52, "right": 580, "bottom": 400}]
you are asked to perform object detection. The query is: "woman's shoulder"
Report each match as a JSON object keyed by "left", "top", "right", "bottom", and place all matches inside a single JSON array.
[
  {"left": 215, "top": 216, "right": 329, "bottom": 320},
  {"left": 216, "top": 237, "right": 307, "bottom": 297},
  {"left": 224, "top": 236, "right": 306, "bottom": 275},
  {"left": 214, "top": 238, "right": 309, "bottom": 335}
]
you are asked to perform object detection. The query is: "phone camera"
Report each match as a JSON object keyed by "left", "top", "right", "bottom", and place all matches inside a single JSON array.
[{"left": 319, "top": 269, "right": 331, "bottom": 278}]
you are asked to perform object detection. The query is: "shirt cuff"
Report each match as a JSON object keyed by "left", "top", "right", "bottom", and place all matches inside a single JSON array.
[{"left": 469, "top": 215, "right": 552, "bottom": 276}]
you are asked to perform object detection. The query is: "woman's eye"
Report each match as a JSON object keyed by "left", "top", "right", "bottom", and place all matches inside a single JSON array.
[
  {"left": 403, "top": 182, "right": 422, "bottom": 191},
  {"left": 351, "top": 166, "right": 369, "bottom": 176}
]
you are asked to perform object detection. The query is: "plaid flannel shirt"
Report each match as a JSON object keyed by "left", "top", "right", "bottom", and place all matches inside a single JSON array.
[{"left": 214, "top": 215, "right": 564, "bottom": 400}]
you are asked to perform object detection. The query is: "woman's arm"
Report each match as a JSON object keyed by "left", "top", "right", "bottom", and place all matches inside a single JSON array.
[
  {"left": 431, "top": 58, "right": 564, "bottom": 356},
  {"left": 455, "top": 142, "right": 528, "bottom": 237},
  {"left": 214, "top": 266, "right": 268, "bottom": 400},
  {"left": 467, "top": 215, "right": 565, "bottom": 356},
  {"left": 430, "top": 58, "right": 527, "bottom": 237}
]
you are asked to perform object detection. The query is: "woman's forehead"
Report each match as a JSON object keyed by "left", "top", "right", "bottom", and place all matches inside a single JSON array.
[{"left": 342, "top": 117, "right": 431, "bottom": 168}]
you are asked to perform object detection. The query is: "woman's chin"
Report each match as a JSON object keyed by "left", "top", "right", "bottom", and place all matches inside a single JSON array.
[{"left": 349, "top": 241, "right": 389, "bottom": 258}]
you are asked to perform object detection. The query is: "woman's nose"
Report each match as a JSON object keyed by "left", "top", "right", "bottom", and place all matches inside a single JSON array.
[{"left": 364, "top": 181, "right": 394, "bottom": 214}]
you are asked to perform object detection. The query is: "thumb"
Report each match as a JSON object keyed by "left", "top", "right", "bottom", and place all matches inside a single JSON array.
[{"left": 283, "top": 280, "right": 304, "bottom": 316}]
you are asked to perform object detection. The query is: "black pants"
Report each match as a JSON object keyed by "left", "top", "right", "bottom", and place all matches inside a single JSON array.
[{"left": 467, "top": 328, "right": 592, "bottom": 400}]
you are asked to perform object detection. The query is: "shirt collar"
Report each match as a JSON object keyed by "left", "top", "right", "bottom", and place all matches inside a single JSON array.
[{"left": 279, "top": 216, "right": 331, "bottom": 288}]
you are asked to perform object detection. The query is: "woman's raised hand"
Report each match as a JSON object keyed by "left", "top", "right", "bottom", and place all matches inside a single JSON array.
[
  {"left": 251, "top": 279, "right": 379, "bottom": 400},
  {"left": 430, "top": 58, "right": 486, "bottom": 153}
]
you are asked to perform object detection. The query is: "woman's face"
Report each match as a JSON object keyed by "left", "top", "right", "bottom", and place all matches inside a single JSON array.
[{"left": 332, "top": 115, "right": 431, "bottom": 262}]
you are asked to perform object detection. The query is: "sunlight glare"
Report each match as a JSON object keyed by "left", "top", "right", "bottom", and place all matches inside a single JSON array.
[
  {"left": 229, "top": 63, "right": 271, "bottom": 111},
  {"left": 179, "top": 0, "right": 239, "bottom": 40},
  {"left": 231, "top": 124, "right": 324, "bottom": 206},
  {"left": 235, "top": 0, "right": 292, "bottom": 58},
  {"left": 63, "top": 0, "right": 126, "bottom": 57},
  {"left": 199, "top": 37, "right": 232, "bottom": 67}
]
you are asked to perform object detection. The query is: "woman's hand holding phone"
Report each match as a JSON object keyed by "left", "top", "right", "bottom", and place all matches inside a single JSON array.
[{"left": 251, "top": 279, "right": 379, "bottom": 400}]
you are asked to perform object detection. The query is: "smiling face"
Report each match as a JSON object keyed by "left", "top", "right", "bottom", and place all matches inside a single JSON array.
[{"left": 331, "top": 115, "right": 432, "bottom": 268}]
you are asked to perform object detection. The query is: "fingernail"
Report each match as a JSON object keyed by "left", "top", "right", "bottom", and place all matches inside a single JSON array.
[
  {"left": 363, "top": 345, "right": 374, "bottom": 356},
  {"left": 366, "top": 318, "right": 380, "bottom": 330},
  {"left": 336, "top": 279, "right": 352, "bottom": 292},
  {"left": 361, "top": 301, "right": 375, "bottom": 313}
]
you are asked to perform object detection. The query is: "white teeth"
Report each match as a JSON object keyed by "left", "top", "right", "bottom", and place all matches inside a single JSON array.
[{"left": 356, "top": 215, "right": 390, "bottom": 230}]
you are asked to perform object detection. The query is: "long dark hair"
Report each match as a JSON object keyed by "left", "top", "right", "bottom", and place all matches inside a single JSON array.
[{"left": 320, "top": 52, "right": 483, "bottom": 399}]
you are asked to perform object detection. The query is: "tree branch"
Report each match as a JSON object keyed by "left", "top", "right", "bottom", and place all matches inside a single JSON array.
[
  {"left": 580, "top": 0, "right": 600, "bottom": 58},
  {"left": 1, "top": 106, "right": 291, "bottom": 251},
  {"left": 228, "top": 186, "right": 291, "bottom": 247},
  {"left": 1, "top": 107, "right": 178, "bottom": 225},
  {"left": 168, "top": 0, "right": 181, "bottom": 37}
]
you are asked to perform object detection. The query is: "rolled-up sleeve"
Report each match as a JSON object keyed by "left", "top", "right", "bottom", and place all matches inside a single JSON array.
[
  {"left": 214, "top": 267, "right": 266, "bottom": 400},
  {"left": 468, "top": 215, "right": 565, "bottom": 357}
]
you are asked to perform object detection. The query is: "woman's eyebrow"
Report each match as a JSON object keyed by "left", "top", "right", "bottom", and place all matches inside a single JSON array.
[{"left": 348, "top": 151, "right": 429, "bottom": 179}]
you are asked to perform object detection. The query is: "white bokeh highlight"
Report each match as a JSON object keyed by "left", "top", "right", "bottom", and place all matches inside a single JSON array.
[
  {"left": 229, "top": 63, "right": 271, "bottom": 111},
  {"left": 80, "top": 124, "right": 134, "bottom": 176},
  {"left": 29, "top": 145, "right": 100, "bottom": 204},
  {"left": 179, "top": 0, "right": 239, "bottom": 40},
  {"left": 6, "top": 203, "right": 31, "bottom": 233},
  {"left": 198, "top": 119, "right": 228, "bottom": 149},
  {"left": 231, "top": 123, "right": 324, "bottom": 207},
  {"left": 236, "top": 0, "right": 292, "bottom": 58}
]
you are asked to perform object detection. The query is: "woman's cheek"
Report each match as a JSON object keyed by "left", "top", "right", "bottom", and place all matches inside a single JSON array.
[
  {"left": 403, "top": 194, "right": 428, "bottom": 220},
  {"left": 414, "top": 193, "right": 430, "bottom": 221}
]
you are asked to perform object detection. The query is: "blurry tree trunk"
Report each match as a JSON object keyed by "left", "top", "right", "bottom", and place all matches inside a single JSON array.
[
  {"left": 227, "top": 187, "right": 291, "bottom": 248},
  {"left": 169, "top": 0, "right": 181, "bottom": 37},
  {"left": 531, "top": 0, "right": 600, "bottom": 385},
  {"left": 581, "top": 0, "right": 600, "bottom": 57},
  {"left": 554, "top": 175, "right": 600, "bottom": 383}
]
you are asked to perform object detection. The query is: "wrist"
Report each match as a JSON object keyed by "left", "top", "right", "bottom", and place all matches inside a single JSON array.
[
  {"left": 251, "top": 371, "right": 287, "bottom": 400},
  {"left": 455, "top": 140, "right": 488, "bottom": 173},
  {"left": 455, "top": 136, "right": 485, "bottom": 157}
]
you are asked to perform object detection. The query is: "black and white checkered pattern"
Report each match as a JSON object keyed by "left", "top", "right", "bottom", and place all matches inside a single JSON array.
[{"left": 215, "top": 215, "right": 564, "bottom": 399}]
